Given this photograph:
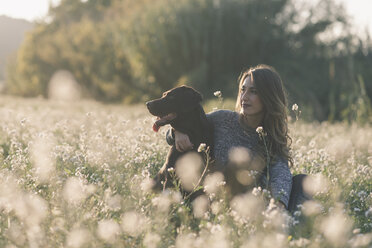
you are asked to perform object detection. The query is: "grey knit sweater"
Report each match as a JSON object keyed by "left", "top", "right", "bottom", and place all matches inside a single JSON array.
[{"left": 167, "top": 109, "right": 292, "bottom": 207}]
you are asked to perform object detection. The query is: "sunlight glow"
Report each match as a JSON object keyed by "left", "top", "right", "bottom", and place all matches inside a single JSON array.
[{"left": 0, "top": 0, "right": 60, "bottom": 21}]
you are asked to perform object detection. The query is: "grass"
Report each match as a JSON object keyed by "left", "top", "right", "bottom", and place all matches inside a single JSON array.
[{"left": 0, "top": 95, "right": 371, "bottom": 247}]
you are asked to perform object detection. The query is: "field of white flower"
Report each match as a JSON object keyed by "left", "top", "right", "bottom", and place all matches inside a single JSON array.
[{"left": 0, "top": 96, "right": 371, "bottom": 247}]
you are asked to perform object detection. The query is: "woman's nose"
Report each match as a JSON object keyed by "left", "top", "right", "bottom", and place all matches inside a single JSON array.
[{"left": 241, "top": 90, "right": 248, "bottom": 100}]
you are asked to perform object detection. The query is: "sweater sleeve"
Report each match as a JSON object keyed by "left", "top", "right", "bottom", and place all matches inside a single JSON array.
[{"left": 262, "top": 158, "right": 292, "bottom": 208}]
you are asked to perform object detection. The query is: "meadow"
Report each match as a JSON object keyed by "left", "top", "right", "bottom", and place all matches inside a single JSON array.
[{"left": 0, "top": 96, "right": 371, "bottom": 247}]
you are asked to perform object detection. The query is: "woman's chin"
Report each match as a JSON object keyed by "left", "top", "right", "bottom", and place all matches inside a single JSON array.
[
  {"left": 240, "top": 108, "right": 251, "bottom": 116},
  {"left": 241, "top": 109, "right": 263, "bottom": 117}
]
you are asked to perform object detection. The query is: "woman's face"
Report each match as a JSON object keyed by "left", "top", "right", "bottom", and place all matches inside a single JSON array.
[{"left": 240, "top": 75, "right": 264, "bottom": 117}]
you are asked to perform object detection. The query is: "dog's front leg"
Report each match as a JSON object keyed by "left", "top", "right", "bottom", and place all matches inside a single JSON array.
[{"left": 154, "top": 146, "right": 182, "bottom": 190}]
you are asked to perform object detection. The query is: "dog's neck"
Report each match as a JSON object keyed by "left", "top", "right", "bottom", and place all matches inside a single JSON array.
[{"left": 170, "top": 105, "right": 207, "bottom": 146}]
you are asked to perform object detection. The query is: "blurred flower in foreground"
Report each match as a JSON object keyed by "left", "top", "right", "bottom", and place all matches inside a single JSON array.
[
  {"left": 193, "top": 195, "right": 209, "bottom": 218},
  {"left": 30, "top": 136, "right": 56, "bottom": 183},
  {"left": 242, "top": 233, "right": 286, "bottom": 248},
  {"left": 152, "top": 193, "right": 171, "bottom": 212},
  {"left": 176, "top": 152, "right": 203, "bottom": 191},
  {"left": 0, "top": 174, "right": 48, "bottom": 227},
  {"left": 303, "top": 174, "right": 330, "bottom": 196},
  {"left": 48, "top": 70, "right": 81, "bottom": 101},
  {"left": 176, "top": 233, "right": 196, "bottom": 248},
  {"left": 21, "top": 194, "right": 48, "bottom": 226},
  {"left": 140, "top": 177, "right": 155, "bottom": 193},
  {"left": 121, "top": 211, "right": 147, "bottom": 237},
  {"left": 63, "top": 177, "right": 94, "bottom": 205},
  {"left": 151, "top": 190, "right": 181, "bottom": 212},
  {"left": 66, "top": 228, "right": 90, "bottom": 248},
  {"left": 319, "top": 206, "right": 353, "bottom": 247},
  {"left": 97, "top": 219, "right": 120, "bottom": 243},
  {"left": 229, "top": 146, "right": 251, "bottom": 165},
  {"left": 203, "top": 172, "right": 224, "bottom": 194},
  {"left": 231, "top": 193, "right": 264, "bottom": 220},
  {"left": 289, "top": 237, "right": 311, "bottom": 247},
  {"left": 302, "top": 200, "right": 323, "bottom": 216},
  {"left": 144, "top": 233, "right": 160, "bottom": 248},
  {"left": 348, "top": 232, "right": 372, "bottom": 247}
]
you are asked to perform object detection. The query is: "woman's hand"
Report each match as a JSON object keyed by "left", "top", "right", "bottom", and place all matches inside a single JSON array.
[{"left": 174, "top": 130, "right": 193, "bottom": 152}]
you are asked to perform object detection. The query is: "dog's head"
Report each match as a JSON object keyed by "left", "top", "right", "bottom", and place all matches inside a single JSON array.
[{"left": 146, "top": 85, "right": 203, "bottom": 132}]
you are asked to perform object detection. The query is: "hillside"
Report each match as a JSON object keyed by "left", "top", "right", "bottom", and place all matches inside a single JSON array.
[{"left": 0, "top": 15, "right": 33, "bottom": 80}]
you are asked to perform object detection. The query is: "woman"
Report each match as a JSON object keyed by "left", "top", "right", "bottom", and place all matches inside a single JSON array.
[{"left": 168, "top": 64, "right": 292, "bottom": 208}]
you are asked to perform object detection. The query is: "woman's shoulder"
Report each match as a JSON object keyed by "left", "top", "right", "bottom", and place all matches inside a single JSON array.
[{"left": 206, "top": 109, "right": 238, "bottom": 122}]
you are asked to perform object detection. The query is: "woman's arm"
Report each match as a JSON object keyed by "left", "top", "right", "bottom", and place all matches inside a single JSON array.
[
  {"left": 165, "top": 111, "right": 215, "bottom": 147},
  {"left": 165, "top": 128, "right": 193, "bottom": 152},
  {"left": 262, "top": 158, "right": 292, "bottom": 209}
]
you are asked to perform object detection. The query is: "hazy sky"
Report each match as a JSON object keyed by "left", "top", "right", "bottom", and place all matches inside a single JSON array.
[
  {"left": 0, "top": 0, "right": 371, "bottom": 34},
  {"left": 0, "top": 0, "right": 60, "bottom": 21}
]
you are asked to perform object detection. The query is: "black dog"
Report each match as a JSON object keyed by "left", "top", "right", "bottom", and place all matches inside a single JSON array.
[{"left": 146, "top": 86, "right": 213, "bottom": 191}]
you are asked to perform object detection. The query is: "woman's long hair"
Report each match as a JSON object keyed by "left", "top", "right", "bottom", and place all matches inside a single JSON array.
[{"left": 235, "top": 64, "right": 293, "bottom": 166}]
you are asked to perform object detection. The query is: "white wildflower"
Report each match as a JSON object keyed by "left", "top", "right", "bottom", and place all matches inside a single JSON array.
[
  {"left": 256, "top": 126, "right": 264, "bottom": 135},
  {"left": 292, "top": 103, "right": 299, "bottom": 111},
  {"left": 256, "top": 126, "right": 267, "bottom": 138},
  {"left": 252, "top": 187, "right": 262, "bottom": 196},
  {"left": 214, "top": 91, "right": 222, "bottom": 98},
  {"left": 197, "top": 143, "right": 207, "bottom": 153}
]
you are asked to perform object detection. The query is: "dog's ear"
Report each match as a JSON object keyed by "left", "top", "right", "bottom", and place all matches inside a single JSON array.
[
  {"left": 179, "top": 87, "right": 203, "bottom": 112},
  {"left": 193, "top": 89, "right": 203, "bottom": 103},
  {"left": 181, "top": 86, "right": 202, "bottom": 101}
]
